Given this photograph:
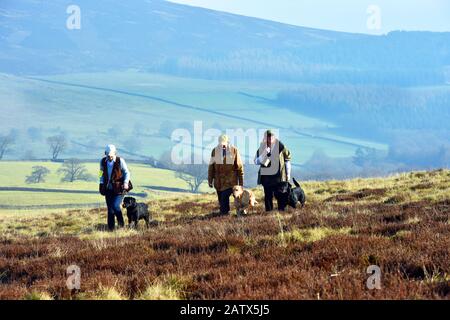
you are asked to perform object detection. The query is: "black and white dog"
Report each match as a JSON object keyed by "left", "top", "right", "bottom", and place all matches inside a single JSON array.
[
  {"left": 277, "top": 178, "right": 306, "bottom": 209},
  {"left": 122, "top": 196, "right": 151, "bottom": 228}
]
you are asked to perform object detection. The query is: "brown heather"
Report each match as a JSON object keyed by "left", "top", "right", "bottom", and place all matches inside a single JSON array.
[{"left": 0, "top": 169, "right": 449, "bottom": 300}]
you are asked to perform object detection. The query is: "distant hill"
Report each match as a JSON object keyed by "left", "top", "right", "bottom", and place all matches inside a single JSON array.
[{"left": 1, "top": 0, "right": 449, "bottom": 85}]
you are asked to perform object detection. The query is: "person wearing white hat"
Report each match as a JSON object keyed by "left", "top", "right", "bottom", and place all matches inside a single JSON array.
[{"left": 99, "top": 144, "right": 131, "bottom": 231}]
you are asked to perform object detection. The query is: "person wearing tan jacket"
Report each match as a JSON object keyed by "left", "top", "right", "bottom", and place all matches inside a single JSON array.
[{"left": 208, "top": 134, "right": 244, "bottom": 215}]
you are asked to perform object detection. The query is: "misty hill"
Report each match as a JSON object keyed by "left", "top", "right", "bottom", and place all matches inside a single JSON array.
[{"left": 1, "top": 0, "right": 449, "bottom": 85}]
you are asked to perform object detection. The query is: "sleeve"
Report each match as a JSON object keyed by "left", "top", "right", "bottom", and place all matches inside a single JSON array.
[
  {"left": 234, "top": 148, "right": 244, "bottom": 186},
  {"left": 99, "top": 159, "right": 105, "bottom": 184},
  {"left": 120, "top": 158, "right": 131, "bottom": 184},
  {"left": 283, "top": 146, "right": 292, "bottom": 162},
  {"left": 208, "top": 149, "right": 215, "bottom": 185},
  {"left": 254, "top": 149, "right": 260, "bottom": 165},
  {"left": 254, "top": 147, "right": 268, "bottom": 165},
  {"left": 283, "top": 146, "right": 292, "bottom": 179},
  {"left": 285, "top": 161, "right": 292, "bottom": 179}
]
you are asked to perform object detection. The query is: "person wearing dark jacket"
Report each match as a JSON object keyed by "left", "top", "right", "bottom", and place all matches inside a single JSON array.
[
  {"left": 99, "top": 144, "right": 131, "bottom": 231},
  {"left": 254, "top": 130, "right": 292, "bottom": 212}
]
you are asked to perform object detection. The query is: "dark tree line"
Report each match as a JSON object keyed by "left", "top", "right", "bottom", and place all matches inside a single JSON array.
[
  {"left": 147, "top": 54, "right": 446, "bottom": 86},
  {"left": 277, "top": 85, "right": 450, "bottom": 132}
]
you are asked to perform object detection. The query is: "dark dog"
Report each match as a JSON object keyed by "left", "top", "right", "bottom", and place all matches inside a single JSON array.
[
  {"left": 122, "top": 196, "right": 151, "bottom": 228},
  {"left": 275, "top": 178, "right": 306, "bottom": 209},
  {"left": 288, "top": 178, "right": 306, "bottom": 208}
]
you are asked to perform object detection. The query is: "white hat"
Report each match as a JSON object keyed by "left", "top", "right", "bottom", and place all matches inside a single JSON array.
[
  {"left": 218, "top": 134, "right": 229, "bottom": 145},
  {"left": 105, "top": 144, "right": 117, "bottom": 156}
]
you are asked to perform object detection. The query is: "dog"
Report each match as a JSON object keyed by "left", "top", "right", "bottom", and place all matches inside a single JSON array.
[
  {"left": 287, "top": 178, "right": 306, "bottom": 208},
  {"left": 232, "top": 185, "right": 258, "bottom": 216},
  {"left": 122, "top": 196, "right": 151, "bottom": 228}
]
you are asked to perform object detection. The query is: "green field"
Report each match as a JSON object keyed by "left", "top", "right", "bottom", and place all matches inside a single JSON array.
[
  {"left": 0, "top": 72, "right": 387, "bottom": 164},
  {"left": 0, "top": 161, "right": 209, "bottom": 212}
]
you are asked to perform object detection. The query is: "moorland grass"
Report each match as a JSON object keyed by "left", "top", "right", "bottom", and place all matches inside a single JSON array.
[{"left": 0, "top": 169, "right": 448, "bottom": 300}]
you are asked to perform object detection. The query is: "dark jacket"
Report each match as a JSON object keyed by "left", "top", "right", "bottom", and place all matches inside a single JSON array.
[
  {"left": 255, "top": 140, "right": 291, "bottom": 186},
  {"left": 99, "top": 156, "right": 130, "bottom": 195}
]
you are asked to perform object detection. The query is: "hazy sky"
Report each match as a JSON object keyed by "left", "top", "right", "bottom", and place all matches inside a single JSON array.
[{"left": 168, "top": 0, "right": 450, "bottom": 34}]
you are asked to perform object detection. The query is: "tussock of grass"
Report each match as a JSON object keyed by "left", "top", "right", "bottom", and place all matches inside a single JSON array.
[
  {"left": 282, "top": 227, "right": 352, "bottom": 243},
  {"left": 85, "top": 286, "right": 125, "bottom": 300},
  {"left": 137, "top": 275, "right": 189, "bottom": 300},
  {"left": 227, "top": 245, "right": 241, "bottom": 255},
  {"left": 405, "top": 217, "right": 421, "bottom": 225},
  {"left": 79, "top": 228, "right": 140, "bottom": 241},
  {"left": 137, "top": 283, "right": 181, "bottom": 300},
  {"left": 48, "top": 245, "right": 68, "bottom": 258},
  {"left": 392, "top": 230, "right": 412, "bottom": 239},
  {"left": 24, "top": 291, "right": 53, "bottom": 300}
]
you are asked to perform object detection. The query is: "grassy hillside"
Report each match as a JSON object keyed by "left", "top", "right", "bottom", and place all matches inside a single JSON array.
[
  {"left": 0, "top": 169, "right": 448, "bottom": 299},
  {"left": 1, "top": 1, "right": 449, "bottom": 85},
  {"left": 0, "top": 72, "right": 387, "bottom": 164}
]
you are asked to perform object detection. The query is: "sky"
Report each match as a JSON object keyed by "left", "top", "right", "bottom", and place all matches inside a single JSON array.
[{"left": 168, "top": 0, "right": 450, "bottom": 34}]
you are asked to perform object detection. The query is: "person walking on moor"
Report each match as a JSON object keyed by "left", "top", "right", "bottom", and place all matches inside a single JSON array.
[
  {"left": 208, "top": 135, "right": 244, "bottom": 215},
  {"left": 99, "top": 145, "right": 131, "bottom": 231},
  {"left": 254, "top": 130, "right": 292, "bottom": 212}
]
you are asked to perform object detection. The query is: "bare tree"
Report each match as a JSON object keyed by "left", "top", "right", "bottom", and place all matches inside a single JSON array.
[
  {"left": 58, "top": 159, "right": 94, "bottom": 182},
  {"left": 158, "top": 151, "right": 208, "bottom": 192},
  {"left": 47, "top": 134, "right": 68, "bottom": 161},
  {"left": 0, "top": 134, "right": 15, "bottom": 160},
  {"left": 175, "top": 164, "right": 208, "bottom": 193},
  {"left": 25, "top": 166, "right": 50, "bottom": 184}
]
